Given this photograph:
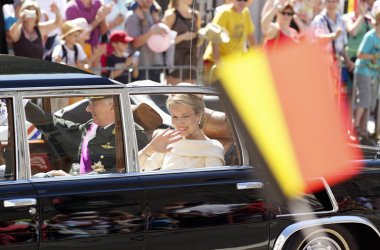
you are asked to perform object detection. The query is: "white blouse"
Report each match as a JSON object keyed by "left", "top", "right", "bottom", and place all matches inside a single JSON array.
[{"left": 142, "top": 139, "right": 225, "bottom": 171}]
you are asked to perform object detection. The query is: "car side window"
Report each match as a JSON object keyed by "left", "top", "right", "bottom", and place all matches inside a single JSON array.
[
  {"left": 0, "top": 98, "right": 16, "bottom": 181},
  {"left": 24, "top": 95, "right": 125, "bottom": 178},
  {"left": 130, "top": 93, "right": 242, "bottom": 172}
]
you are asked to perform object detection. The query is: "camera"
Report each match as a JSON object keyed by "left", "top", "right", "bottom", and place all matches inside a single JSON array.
[{"left": 24, "top": 9, "right": 37, "bottom": 19}]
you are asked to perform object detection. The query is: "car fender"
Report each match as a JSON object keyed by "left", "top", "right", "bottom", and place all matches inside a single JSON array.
[{"left": 273, "top": 215, "right": 380, "bottom": 250}]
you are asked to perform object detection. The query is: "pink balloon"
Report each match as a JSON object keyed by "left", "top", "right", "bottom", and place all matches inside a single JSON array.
[{"left": 147, "top": 24, "right": 176, "bottom": 53}]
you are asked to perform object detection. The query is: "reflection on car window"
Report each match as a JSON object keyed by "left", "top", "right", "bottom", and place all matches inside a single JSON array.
[
  {"left": 24, "top": 96, "right": 125, "bottom": 178},
  {"left": 131, "top": 93, "right": 241, "bottom": 172},
  {"left": 0, "top": 99, "right": 16, "bottom": 181}
]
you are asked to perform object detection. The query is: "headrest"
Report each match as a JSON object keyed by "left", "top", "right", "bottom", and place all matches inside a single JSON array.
[{"left": 132, "top": 103, "right": 163, "bottom": 130}]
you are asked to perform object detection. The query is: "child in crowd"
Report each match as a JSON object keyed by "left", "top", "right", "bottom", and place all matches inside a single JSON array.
[
  {"left": 52, "top": 20, "right": 87, "bottom": 69},
  {"left": 70, "top": 18, "right": 107, "bottom": 73},
  {"left": 106, "top": 30, "right": 139, "bottom": 84}
]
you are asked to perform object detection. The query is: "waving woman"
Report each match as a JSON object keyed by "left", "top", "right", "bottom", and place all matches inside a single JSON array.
[
  {"left": 9, "top": 1, "right": 62, "bottom": 59},
  {"left": 261, "top": 0, "right": 305, "bottom": 49}
]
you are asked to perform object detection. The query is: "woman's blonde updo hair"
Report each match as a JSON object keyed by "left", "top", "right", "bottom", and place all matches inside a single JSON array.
[
  {"left": 166, "top": 94, "right": 206, "bottom": 128},
  {"left": 20, "top": 0, "right": 42, "bottom": 25}
]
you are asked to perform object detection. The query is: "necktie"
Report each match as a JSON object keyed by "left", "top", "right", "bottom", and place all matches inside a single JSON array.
[{"left": 79, "top": 123, "right": 98, "bottom": 174}]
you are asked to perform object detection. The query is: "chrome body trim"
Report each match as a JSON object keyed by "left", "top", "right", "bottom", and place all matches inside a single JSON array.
[
  {"left": 237, "top": 181, "right": 264, "bottom": 190},
  {"left": 4, "top": 198, "right": 37, "bottom": 207},
  {"left": 276, "top": 177, "right": 339, "bottom": 218},
  {"left": 273, "top": 216, "right": 380, "bottom": 250}
]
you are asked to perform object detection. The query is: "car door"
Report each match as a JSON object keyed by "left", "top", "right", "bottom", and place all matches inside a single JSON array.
[
  {"left": 140, "top": 167, "right": 269, "bottom": 250},
  {"left": 31, "top": 176, "right": 146, "bottom": 250},
  {"left": 128, "top": 86, "right": 270, "bottom": 250},
  {"left": 20, "top": 91, "right": 147, "bottom": 250},
  {"left": 0, "top": 96, "right": 39, "bottom": 250}
]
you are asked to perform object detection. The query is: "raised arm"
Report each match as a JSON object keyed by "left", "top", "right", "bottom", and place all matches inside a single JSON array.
[
  {"left": 261, "top": 0, "right": 279, "bottom": 40},
  {"left": 39, "top": 2, "right": 62, "bottom": 37}
]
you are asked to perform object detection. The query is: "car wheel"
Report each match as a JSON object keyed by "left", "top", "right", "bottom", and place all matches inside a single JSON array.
[{"left": 284, "top": 225, "right": 358, "bottom": 250}]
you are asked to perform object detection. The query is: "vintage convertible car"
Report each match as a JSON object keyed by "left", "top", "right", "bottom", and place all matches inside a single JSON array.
[{"left": 0, "top": 55, "right": 380, "bottom": 250}]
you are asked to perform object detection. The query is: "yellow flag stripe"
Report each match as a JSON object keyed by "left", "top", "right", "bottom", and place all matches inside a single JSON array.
[
  {"left": 347, "top": 0, "right": 355, "bottom": 12},
  {"left": 218, "top": 50, "right": 305, "bottom": 197}
]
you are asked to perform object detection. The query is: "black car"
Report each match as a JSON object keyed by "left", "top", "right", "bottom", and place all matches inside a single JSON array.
[{"left": 0, "top": 55, "right": 379, "bottom": 250}]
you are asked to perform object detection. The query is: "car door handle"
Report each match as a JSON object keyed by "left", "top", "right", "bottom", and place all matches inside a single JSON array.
[
  {"left": 237, "top": 182, "right": 264, "bottom": 190},
  {"left": 4, "top": 198, "right": 37, "bottom": 208}
]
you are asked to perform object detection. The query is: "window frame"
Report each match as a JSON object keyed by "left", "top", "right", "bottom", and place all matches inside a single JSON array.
[
  {"left": 18, "top": 88, "right": 133, "bottom": 181},
  {"left": 0, "top": 93, "right": 18, "bottom": 181},
  {"left": 126, "top": 85, "right": 250, "bottom": 174}
]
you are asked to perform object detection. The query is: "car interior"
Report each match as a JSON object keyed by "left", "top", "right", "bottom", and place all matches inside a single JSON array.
[{"left": 10, "top": 92, "right": 242, "bottom": 178}]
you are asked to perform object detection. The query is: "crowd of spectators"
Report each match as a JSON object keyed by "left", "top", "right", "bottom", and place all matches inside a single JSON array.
[{"left": 0, "top": 0, "right": 380, "bottom": 144}]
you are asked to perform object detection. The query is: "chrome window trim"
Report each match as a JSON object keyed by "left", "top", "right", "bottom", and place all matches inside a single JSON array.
[
  {"left": 16, "top": 85, "right": 251, "bottom": 179},
  {"left": 18, "top": 89, "right": 128, "bottom": 179},
  {"left": 120, "top": 89, "right": 136, "bottom": 173},
  {"left": 273, "top": 216, "right": 380, "bottom": 250},
  {"left": 19, "top": 88, "right": 124, "bottom": 98},
  {"left": 130, "top": 165, "right": 253, "bottom": 177},
  {"left": 0, "top": 93, "right": 19, "bottom": 180},
  {"left": 28, "top": 165, "right": 253, "bottom": 182},
  {"left": 0, "top": 179, "right": 31, "bottom": 186},
  {"left": 0, "top": 73, "right": 104, "bottom": 81},
  {"left": 16, "top": 93, "right": 29, "bottom": 180},
  {"left": 126, "top": 85, "right": 218, "bottom": 95},
  {"left": 0, "top": 85, "right": 124, "bottom": 93},
  {"left": 276, "top": 177, "right": 339, "bottom": 218},
  {"left": 126, "top": 85, "right": 250, "bottom": 172},
  {"left": 29, "top": 172, "right": 142, "bottom": 183}
]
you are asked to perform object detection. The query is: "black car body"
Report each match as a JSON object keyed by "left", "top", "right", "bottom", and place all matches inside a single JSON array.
[{"left": 0, "top": 55, "right": 379, "bottom": 250}]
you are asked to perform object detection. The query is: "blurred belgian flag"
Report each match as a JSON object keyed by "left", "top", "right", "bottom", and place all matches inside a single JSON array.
[
  {"left": 217, "top": 41, "right": 362, "bottom": 201},
  {"left": 345, "top": 0, "right": 358, "bottom": 13}
]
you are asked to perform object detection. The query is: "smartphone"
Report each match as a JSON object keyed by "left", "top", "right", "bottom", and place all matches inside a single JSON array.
[{"left": 24, "top": 9, "right": 37, "bottom": 19}]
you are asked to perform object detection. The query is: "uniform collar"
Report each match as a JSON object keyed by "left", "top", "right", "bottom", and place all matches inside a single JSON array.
[{"left": 102, "top": 123, "right": 114, "bottom": 130}]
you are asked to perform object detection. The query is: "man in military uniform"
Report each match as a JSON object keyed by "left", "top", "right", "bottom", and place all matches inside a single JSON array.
[{"left": 25, "top": 96, "right": 117, "bottom": 176}]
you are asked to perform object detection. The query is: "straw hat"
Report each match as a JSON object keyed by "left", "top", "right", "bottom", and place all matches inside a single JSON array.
[
  {"left": 198, "top": 23, "right": 230, "bottom": 44},
  {"left": 61, "top": 20, "right": 83, "bottom": 39},
  {"left": 70, "top": 18, "right": 91, "bottom": 33}
]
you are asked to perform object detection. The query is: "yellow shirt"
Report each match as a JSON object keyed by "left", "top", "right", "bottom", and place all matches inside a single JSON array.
[{"left": 203, "top": 5, "right": 255, "bottom": 63}]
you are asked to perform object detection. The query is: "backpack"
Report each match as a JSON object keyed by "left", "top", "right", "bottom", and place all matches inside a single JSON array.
[{"left": 61, "top": 44, "right": 78, "bottom": 64}]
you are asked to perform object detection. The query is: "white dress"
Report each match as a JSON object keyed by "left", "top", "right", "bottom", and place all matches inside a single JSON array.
[{"left": 142, "top": 139, "right": 225, "bottom": 171}]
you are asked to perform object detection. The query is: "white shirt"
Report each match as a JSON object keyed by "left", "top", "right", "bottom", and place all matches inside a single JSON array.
[
  {"left": 311, "top": 10, "right": 348, "bottom": 54},
  {"left": 52, "top": 43, "right": 87, "bottom": 67}
]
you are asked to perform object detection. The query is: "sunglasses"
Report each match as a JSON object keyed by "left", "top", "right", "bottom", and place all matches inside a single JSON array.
[
  {"left": 237, "top": 0, "right": 249, "bottom": 2},
  {"left": 280, "top": 11, "right": 294, "bottom": 16}
]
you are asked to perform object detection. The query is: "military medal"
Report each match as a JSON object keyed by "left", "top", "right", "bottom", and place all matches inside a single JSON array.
[
  {"left": 91, "top": 161, "right": 106, "bottom": 173},
  {"left": 101, "top": 142, "right": 115, "bottom": 149}
]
